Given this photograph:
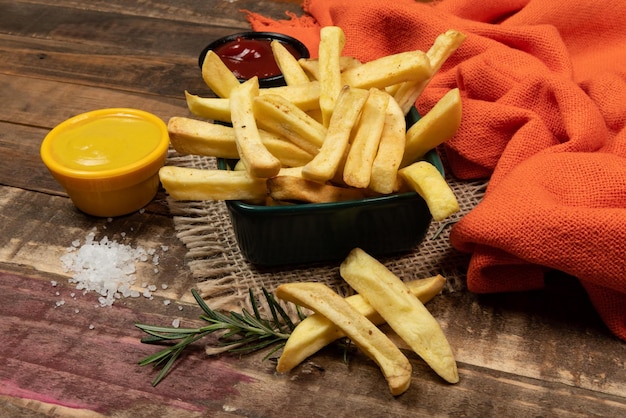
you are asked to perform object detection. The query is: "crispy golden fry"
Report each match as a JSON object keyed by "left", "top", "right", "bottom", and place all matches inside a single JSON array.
[
  {"left": 271, "top": 40, "right": 311, "bottom": 86},
  {"left": 369, "top": 97, "right": 406, "bottom": 194},
  {"left": 275, "top": 282, "right": 413, "bottom": 396},
  {"left": 302, "top": 87, "right": 369, "bottom": 183},
  {"left": 229, "top": 77, "right": 281, "bottom": 178},
  {"left": 254, "top": 94, "right": 326, "bottom": 155},
  {"left": 201, "top": 50, "right": 240, "bottom": 98},
  {"left": 262, "top": 82, "right": 321, "bottom": 111},
  {"left": 159, "top": 166, "right": 267, "bottom": 201},
  {"left": 340, "top": 248, "right": 459, "bottom": 384},
  {"left": 341, "top": 50, "right": 432, "bottom": 90},
  {"left": 276, "top": 275, "right": 446, "bottom": 374},
  {"left": 267, "top": 176, "right": 368, "bottom": 203},
  {"left": 343, "top": 88, "right": 389, "bottom": 188},
  {"left": 398, "top": 161, "right": 459, "bottom": 221},
  {"left": 298, "top": 56, "right": 362, "bottom": 81},
  {"left": 395, "top": 30, "right": 466, "bottom": 114},
  {"left": 185, "top": 83, "right": 322, "bottom": 123},
  {"left": 400, "top": 88, "right": 462, "bottom": 167},
  {"left": 318, "top": 26, "right": 346, "bottom": 127},
  {"left": 167, "top": 117, "right": 314, "bottom": 167},
  {"left": 185, "top": 91, "right": 232, "bottom": 123}
]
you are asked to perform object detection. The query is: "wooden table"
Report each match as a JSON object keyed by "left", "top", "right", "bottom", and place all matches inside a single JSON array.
[{"left": 1, "top": 1, "right": 625, "bottom": 416}]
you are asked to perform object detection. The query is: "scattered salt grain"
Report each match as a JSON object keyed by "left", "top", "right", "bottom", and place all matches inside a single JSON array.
[
  {"left": 51, "top": 280, "right": 57, "bottom": 287},
  {"left": 55, "top": 300, "right": 65, "bottom": 307},
  {"left": 89, "top": 324, "right": 95, "bottom": 330},
  {"left": 172, "top": 318, "right": 180, "bottom": 328},
  {"left": 60, "top": 231, "right": 164, "bottom": 307},
  {"left": 178, "top": 305, "right": 183, "bottom": 311},
  {"left": 163, "top": 299, "right": 171, "bottom": 306},
  {"left": 161, "top": 284, "right": 168, "bottom": 290}
]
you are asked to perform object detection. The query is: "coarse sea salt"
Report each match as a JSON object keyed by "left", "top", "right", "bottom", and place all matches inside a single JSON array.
[{"left": 60, "top": 230, "right": 161, "bottom": 307}]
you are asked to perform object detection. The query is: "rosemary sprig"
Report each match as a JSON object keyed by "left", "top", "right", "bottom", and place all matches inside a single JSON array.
[{"left": 136, "top": 287, "right": 297, "bottom": 387}]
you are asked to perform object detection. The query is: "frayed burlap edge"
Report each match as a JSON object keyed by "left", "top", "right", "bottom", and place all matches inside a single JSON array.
[{"left": 165, "top": 149, "right": 487, "bottom": 314}]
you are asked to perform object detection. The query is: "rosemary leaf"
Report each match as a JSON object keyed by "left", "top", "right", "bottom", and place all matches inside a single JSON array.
[{"left": 136, "top": 287, "right": 297, "bottom": 386}]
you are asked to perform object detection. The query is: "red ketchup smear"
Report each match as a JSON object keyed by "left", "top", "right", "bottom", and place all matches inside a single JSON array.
[{"left": 213, "top": 37, "right": 301, "bottom": 79}]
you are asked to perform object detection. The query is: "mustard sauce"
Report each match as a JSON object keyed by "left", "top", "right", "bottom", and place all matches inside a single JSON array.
[{"left": 51, "top": 114, "right": 163, "bottom": 171}]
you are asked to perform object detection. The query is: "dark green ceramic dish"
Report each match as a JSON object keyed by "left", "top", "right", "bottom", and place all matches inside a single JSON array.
[{"left": 218, "top": 108, "right": 444, "bottom": 266}]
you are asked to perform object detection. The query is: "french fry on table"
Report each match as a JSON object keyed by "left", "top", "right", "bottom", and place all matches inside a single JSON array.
[
  {"left": 399, "top": 161, "right": 460, "bottom": 221},
  {"left": 201, "top": 50, "right": 240, "bottom": 98},
  {"left": 229, "top": 77, "right": 281, "bottom": 178},
  {"left": 159, "top": 166, "right": 267, "bottom": 202},
  {"left": 340, "top": 248, "right": 459, "bottom": 384},
  {"left": 275, "top": 282, "right": 413, "bottom": 396},
  {"left": 276, "top": 275, "right": 446, "bottom": 373}
]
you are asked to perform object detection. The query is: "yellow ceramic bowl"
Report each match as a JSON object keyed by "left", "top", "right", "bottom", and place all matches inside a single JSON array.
[{"left": 41, "top": 108, "right": 169, "bottom": 217}]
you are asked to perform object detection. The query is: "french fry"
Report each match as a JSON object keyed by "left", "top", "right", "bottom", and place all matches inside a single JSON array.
[
  {"left": 298, "top": 56, "right": 362, "bottom": 81},
  {"left": 158, "top": 166, "right": 267, "bottom": 201},
  {"left": 185, "top": 82, "right": 323, "bottom": 124},
  {"left": 261, "top": 82, "right": 322, "bottom": 112},
  {"left": 229, "top": 77, "right": 281, "bottom": 178},
  {"left": 267, "top": 176, "right": 369, "bottom": 203},
  {"left": 271, "top": 40, "right": 311, "bottom": 86},
  {"left": 395, "top": 30, "right": 466, "bottom": 114},
  {"left": 343, "top": 88, "right": 389, "bottom": 188},
  {"left": 275, "top": 282, "right": 413, "bottom": 396},
  {"left": 185, "top": 91, "right": 232, "bottom": 123},
  {"left": 201, "top": 50, "right": 240, "bottom": 98},
  {"left": 341, "top": 50, "right": 432, "bottom": 90},
  {"left": 340, "top": 248, "right": 459, "bottom": 384},
  {"left": 167, "top": 117, "right": 314, "bottom": 167},
  {"left": 276, "top": 275, "right": 446, "bottom": 373},
  {"left": 254, "top": 94, "right": 326, "bottom": 155},
  {"left": 368, "top": 97, "right": 406, "bottom": 194},
  {"left": 398, "top": 161, "right": 459, "bottom": 221},
  {"left": 318, "top": 26, "right": 346, "bottom": 127},
  {"left": 400, "top": 88, "right": 462, "bottom": 167},
  {"left": 301, "top": 86, "right": 369, "bottom": 183}
]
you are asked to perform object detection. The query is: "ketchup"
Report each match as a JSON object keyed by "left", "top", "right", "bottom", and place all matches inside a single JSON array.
[{"left": 213, "top": 37, "right": 302, "bottom": 80}]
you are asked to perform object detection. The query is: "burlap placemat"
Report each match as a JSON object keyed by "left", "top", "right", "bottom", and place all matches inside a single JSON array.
[{"left": 166, "top": 150, "right": 486, "bottom": 313}]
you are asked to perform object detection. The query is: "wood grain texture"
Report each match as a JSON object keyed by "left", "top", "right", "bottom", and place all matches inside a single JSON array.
[{"left": 1, "top": 0, "right": 625, "bottom": 416}]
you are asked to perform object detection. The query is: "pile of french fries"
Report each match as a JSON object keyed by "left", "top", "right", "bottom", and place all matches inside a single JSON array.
[
  {"left": 276, "top": 248, "right": 459, "bottom": 396},
  {"left": 159, "top": 26, "right": 466, "bottom": 221}
]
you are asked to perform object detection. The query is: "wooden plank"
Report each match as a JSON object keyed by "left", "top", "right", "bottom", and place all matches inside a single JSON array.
[
  {"left": 0, "top": 74, "right": 189, "bottom": 194},
  {"left": 0, "top": 33, "right": 208, "bottom": 98},
  {"left": 1, "top": 267, "right": 625, "bottom": 417},
  {"left": 2, "top": 187, "right": 625, "bottom": 406},
  {"left": 2, "top": 0, "right": 303, "bottom": 28},
  {"left": 0, "top": 185, "right": 195, "bottom": 302}
]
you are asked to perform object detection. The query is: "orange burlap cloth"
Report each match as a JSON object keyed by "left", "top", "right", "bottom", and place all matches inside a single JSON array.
[{"left": 245, "top": 0, "right": 626, "bottom": 341}]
